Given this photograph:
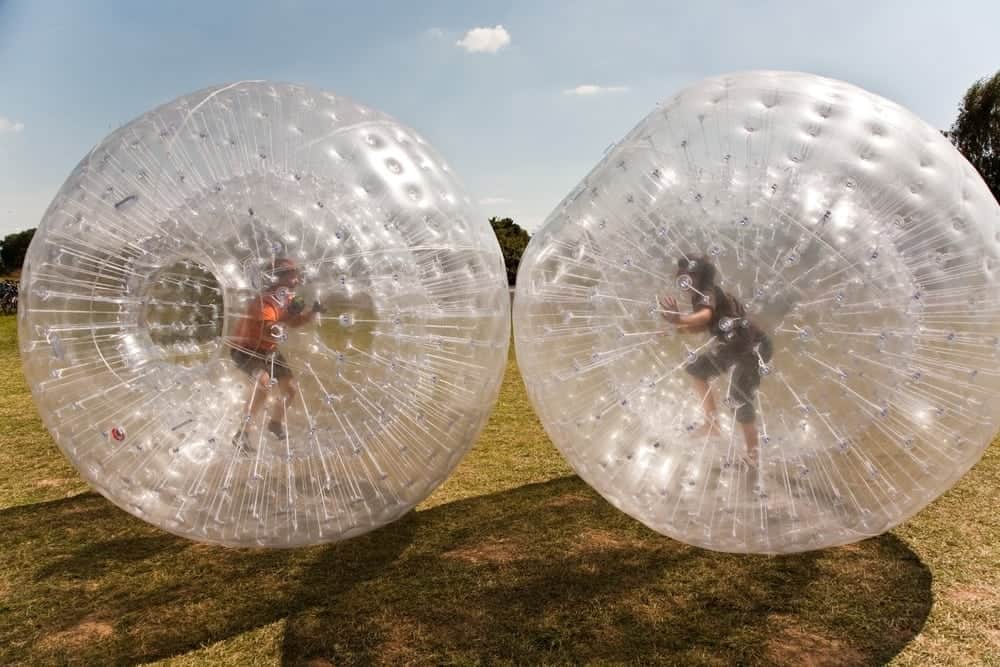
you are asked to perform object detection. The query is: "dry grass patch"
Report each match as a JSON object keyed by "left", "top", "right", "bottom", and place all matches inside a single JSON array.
[
  {"left": 444, "top": 537, "right": 525, "bottom": 565},
  {"left": 542, "top": 490, "right": 596, "bottom": 508},
  {"left": 33, "top": 478, "right": 77, "bottom": 488},
  {"left": 39, "top": 618, "right": 115, "bottom": 650},
  {"left": 942, "top": 585, "right": 994, "bottom": 603},
  {"left": 765, "top": 623, "right": 866, "bottom": 667},
  {"left": 572, "top": 527, "right": 648, "bottom": 553}
]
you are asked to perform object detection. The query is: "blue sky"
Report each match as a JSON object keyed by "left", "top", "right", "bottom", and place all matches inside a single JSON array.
[{"left": 1, "top": 0, "right": 998, "bottom": 236}]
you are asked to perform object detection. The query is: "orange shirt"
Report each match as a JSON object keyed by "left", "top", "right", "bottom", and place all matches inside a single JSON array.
[{"left": 229, "top": 289, "right": 293, "bottom": 352}]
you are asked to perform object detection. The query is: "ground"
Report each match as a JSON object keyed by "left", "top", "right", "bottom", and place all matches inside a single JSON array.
[{"left": 0, "top": 313, "right": 998, "bottom": 666}]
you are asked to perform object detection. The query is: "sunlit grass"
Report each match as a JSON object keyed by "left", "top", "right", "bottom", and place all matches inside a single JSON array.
[{"left": 0, "top": 314, "right": 997, "bottom": 665}]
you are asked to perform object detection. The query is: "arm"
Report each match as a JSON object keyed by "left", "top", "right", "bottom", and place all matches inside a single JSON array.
[
  {"left": 284, "top": 300, "right": 325, "bottom": 328},
  {"left": 675, "top": 306, "right": 712, "bottom": 331},
  {"left": 659, "top": 295, "right": 712, "bottom": 332},
  {"left": 284, "top": 308, "right": 319, "bottom": 328}
]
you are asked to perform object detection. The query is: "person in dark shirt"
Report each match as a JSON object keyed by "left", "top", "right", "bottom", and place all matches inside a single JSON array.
[{"left": 659, "top": 256, "right": 772, "bottom": 465}]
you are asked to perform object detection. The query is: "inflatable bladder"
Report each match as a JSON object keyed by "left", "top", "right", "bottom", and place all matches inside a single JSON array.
[
  {"left": 514, "top": 70, "right": 1000, "bottom": 553},
  {"left": 19, "top": 81, "right": 510, "bottom": 547}
]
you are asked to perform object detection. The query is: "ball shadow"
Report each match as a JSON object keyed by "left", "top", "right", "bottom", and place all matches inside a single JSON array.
[
  {"left": 281, "top": 477, "right": 932, "bottom": 666},
  {"left": 0, "top": 476, "right": 931, "bottom": 666},
  {"left": 0, "top": 493, "right": 417, "bottom": 665}
]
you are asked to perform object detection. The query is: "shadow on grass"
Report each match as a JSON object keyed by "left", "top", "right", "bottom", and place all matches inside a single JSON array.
[{"left": 0, "top": 476, "right": 931, "bottom": 666}]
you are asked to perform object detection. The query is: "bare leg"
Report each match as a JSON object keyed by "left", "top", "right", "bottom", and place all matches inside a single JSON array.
[
  {"left": 740, "top": 420, "right": 759, "bottom": 466},
  {"left": 689, "top": 377, "right": 721, "bottom": 436},
  {"left": 234, "top": 371, "right": 271, "bottom": 449},
  {"left": 731, "top": 359, "right": 761, "bottom": 466},
  {"left": 271, "top": 375, "right": 299, "bottom": 425},
  {"left": 244, "top": 371, "right": 271, "bottom": 423}
]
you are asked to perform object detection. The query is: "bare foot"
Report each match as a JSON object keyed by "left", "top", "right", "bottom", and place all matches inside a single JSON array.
[
  {"left": 688, "top": 420, "right": 722, "bottom": 438},
  {"left": 268, "top": 420, "right": 287, "bottom": 440},
  {"left": 231, "top": 430, "right": 255, "bottom": 455}
]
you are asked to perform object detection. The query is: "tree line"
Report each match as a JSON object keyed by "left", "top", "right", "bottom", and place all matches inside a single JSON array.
[
  {"left": 2, "top": 69, "right": 998, "bottom": 281},
  {"left": 0, "top": 228, "right": 34, "bottom": 276},
  {"left": 949, "top": 70, "right": 999, "bottom": 204}
]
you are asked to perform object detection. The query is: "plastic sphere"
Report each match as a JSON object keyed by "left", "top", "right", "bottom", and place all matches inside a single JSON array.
[
  {"left": 514, "top": 71, "right": 1000, "bottom": 553},
  {"left": 19, "top": 81, "right": 510, "bottom": 547}
]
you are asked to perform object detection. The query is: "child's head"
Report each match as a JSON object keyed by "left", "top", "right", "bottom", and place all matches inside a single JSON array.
[
  {"left": 268, "top": 257, "right": 302, "bottom": 288},
  {"left": 676, "top": 255, "right": 716, "bottom": 291}
]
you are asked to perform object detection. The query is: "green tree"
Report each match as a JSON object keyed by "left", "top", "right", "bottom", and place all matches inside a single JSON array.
[
  {"left": 0, "top": 228, "right": 35, "bottom": 275},
  {"left": 950, "top": 70, "right": 1000, "bottom": 203},
  {"left": 489, "top": 216, "right": 530, "bottom": 286}
]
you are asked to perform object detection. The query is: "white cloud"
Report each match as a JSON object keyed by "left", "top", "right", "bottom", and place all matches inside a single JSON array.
[
  {"left": 456, "top": 25, "right": 511, "bottom": 53},
  {"left": 563, "top": 85, "right": 630, "bottom": 96},
  {"left": 0, "top": 116, "right": 24, "bottom": 133},
  {"left": 481, "top": 197, "right": 513, "bottom": 205}
]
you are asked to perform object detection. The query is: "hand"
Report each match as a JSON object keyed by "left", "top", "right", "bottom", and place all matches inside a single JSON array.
[
  {"left": 287, "top": 295, "right": 306, "bottom": 315},
  {"left": 658, "top": 294, "right": 680, "bottom": 323},
  {"left": 311, "top": 301, "right": 326, "bottom": 315}
]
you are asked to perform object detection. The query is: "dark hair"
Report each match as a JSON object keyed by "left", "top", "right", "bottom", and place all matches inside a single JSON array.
[
  {"left": 270, "top": 257, "right": 300, "bottom": 275},
  {"left": 676, "top": 255, "right": 716, "bottom": 291},
  {"left": 265, "top": 257, "right": 301, "bottom": 287}
]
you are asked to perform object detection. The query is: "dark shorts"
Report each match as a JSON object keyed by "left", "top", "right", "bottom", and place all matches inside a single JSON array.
[
  {"left": 230, "top": 348, "right": 293, "bottom": 381},
  {"left": 686, "top": 339, "right": 771, "bottom": 423}
]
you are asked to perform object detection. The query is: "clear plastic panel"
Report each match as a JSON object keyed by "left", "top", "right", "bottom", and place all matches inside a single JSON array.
[
  {"left": 19, "top": 81, "right": 510, "bottom": 547},
  {"left": 514, "top": 71, "right": 1000, "bottom": 553}
]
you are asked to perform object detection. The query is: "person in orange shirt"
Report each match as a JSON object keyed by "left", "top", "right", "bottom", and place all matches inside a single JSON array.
[{"left": 228, "top": 257, "right": 323, "bottom": 452}]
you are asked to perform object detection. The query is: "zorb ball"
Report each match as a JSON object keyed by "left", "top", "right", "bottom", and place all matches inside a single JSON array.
[
  {"left": 513, "top": 71, "right": 1000, "bottom": 553},
  {"left": 19, "top": 81, "right": 510, "bottom": 547}
]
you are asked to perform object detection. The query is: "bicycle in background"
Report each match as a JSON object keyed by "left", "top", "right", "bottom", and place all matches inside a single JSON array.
[{"left": 0, "top": 281, "right": 18, "bottom": 315}]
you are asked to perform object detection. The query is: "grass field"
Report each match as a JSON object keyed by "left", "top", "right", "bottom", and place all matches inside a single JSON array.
[{"left": 1, "top": 312, "right": 998, "bottom": 666}]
